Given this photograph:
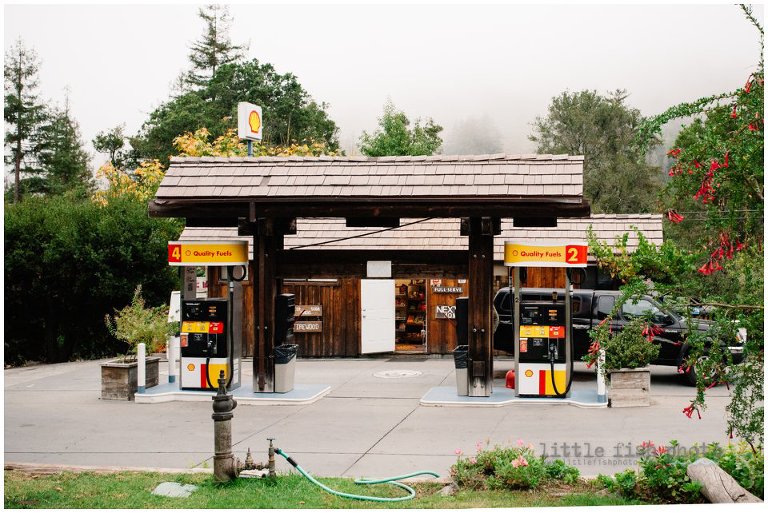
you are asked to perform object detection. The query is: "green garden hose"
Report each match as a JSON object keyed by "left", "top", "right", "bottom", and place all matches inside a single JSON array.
[{"left": 275, "top": 448, "right": 439, "bottom": 502}]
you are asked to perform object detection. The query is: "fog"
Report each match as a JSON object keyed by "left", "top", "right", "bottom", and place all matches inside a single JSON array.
[{"left": 4, "top": 2, "right": 763, "bottom": 162}]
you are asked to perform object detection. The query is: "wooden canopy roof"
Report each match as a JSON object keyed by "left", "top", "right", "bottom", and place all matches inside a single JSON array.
[{"left": 148, "top": 154, "right": 590, "bottom": 223}]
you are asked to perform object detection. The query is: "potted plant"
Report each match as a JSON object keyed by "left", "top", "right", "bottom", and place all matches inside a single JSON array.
[
  {"left": 585, "top": 316, "right": 660, "bottom": 407},
  {"left": 101, "top": 286, "right": 177, "bottom": 400}
]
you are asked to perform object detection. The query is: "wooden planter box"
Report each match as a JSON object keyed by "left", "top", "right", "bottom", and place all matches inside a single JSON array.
[
  {"left": 608, "top": 367, "right": 651, "bottom": 408},
  {"left": 101, "top": 356, "right": 160, "bottom": 401}
]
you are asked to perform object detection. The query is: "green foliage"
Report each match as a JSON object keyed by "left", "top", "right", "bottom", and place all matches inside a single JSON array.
[
  {"left": 2, "top": 470, "right": 643, "bottom": 509},
  {"left": 451, "top": 441, "right": 578, "bottom": 491},
  {"left": 4, "top": 38, "right": 47, "bottom": 203},
  {"left": 586, "top": 317, "right": 660, "bottom": 372},
  {"left": 29, "top": 104, "right": 92, "bottom": 197},
  {"left": 185, "top": 4, "right": 247, "bottom": 89},
  {"left": 105, "top": 285, "right": 177, "bottom": 355},
  {"left": 543, "top": 459, "right": 580, "bottom": 484},
  {"left": 132, "top": 59, "right": 339, "bottom": 165},
  {"left": 529, "top": 89, "right": 661, "bottom": 213},
  {"left": 359, "top": 100, "right": 443, "bottom": 156},
  {"left": 4, "top": 195, "right": 182, "bottom": 364},
  {"left": 598, "top": 441, "right": 764, "bottom": 503},
  {"left": 637, "top": 441, "right": 703, "bottom": 503}
]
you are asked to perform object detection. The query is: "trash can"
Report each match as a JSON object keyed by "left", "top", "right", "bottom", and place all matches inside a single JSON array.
[
  {"left": 453, "top": 345, "right": 469, "bottom": 396},
  {"left": 274, "top": 344, "right": 298, "bottom": 393}
]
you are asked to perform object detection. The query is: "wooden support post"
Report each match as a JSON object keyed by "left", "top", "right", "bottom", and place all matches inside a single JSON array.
[
  {"left": 466, "top": 217, "right": 496, "bottom": 397},
  {"left": 252, "top": 218, "right": 285, "bottom": 393}
]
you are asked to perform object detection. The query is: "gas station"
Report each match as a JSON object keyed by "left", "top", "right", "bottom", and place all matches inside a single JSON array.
[{"left": 137, "top": 102, "right": 609, "bottom": 406}]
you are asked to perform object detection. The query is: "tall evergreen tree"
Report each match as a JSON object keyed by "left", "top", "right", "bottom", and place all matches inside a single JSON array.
[
  {"left": 186, "top": 4, "right": 247, "bottom": 89},
  {"left": 33, "top": 101, "right": 92, "bottom": 196},
  {"left": 4, "top": 39, "right": 46, "bottom": 202}
]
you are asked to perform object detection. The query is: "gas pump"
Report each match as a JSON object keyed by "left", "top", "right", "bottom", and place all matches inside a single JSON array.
[
  {"left": 179, "top": 264, "right": 246, "bottom": 391},
  {"left": 504, "top": 240, "right": 588, "bottom": 399},
  {"left": 168, "top": 240, "right": 249, "bottom": 391}
]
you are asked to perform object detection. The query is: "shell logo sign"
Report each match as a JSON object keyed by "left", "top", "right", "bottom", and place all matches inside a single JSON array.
[{"left": 237, "top": 102, "right": 263, "bottom": 141}]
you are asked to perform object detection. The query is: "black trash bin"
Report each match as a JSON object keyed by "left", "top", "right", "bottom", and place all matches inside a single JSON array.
[
  {"left": 453, "top": 345, "right": 469, "bottom": 396},
  {"left": 273, "top": 344, "right": 298, "bottom": 393}
]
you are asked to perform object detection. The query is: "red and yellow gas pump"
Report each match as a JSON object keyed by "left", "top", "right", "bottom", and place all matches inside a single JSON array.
[
  {"left": 504, "top": 241, "right": 587, "bottom": 398},
  {"left": 168, "top": 240, "right": 248, "bottom": 391}
]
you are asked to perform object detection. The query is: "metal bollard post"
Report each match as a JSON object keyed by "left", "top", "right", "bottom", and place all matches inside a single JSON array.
[
  {"left": 212, "top": 370, "right": 238, "bottom": 482},
  {"left": 167, "top": 336, "right": 177, "bottom": 384},
  {"left": 137, "top": 343, "right": 146, "bottom": 394},
  {"left": 597, "top": 348, "right": 607, "bottom": 403}
]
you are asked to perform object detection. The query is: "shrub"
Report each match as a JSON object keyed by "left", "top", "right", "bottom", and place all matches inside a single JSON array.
[
  {"left": 586, "top": 317, "right": 661, "bottom": 372},
  {"left": 597, "top": 440, "right": 764, "bottom": 503},
  {"left": 544, "top": 459, "right": 580, "bottom": 484},
  {"left": 4, "top": 194, "right": 181, "bottom": 364},
  {"left": 105, "top": 285, "right": 177, "bottom": 356},
  {"left": 451, "top": 441, "right": 578, "bottom": 491}
]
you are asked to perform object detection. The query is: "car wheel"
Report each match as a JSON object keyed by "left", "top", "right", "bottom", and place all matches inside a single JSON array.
[{"left": 683, "top": 354, "right": 716, "bottom": 387}]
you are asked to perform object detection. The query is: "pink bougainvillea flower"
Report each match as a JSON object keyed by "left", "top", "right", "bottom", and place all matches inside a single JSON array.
[
  {"left": 455, "top": 449, "right": 463, "bottom": 456},
  {"left": 516, "top": 439, "right": 525, "bottom": 447}
]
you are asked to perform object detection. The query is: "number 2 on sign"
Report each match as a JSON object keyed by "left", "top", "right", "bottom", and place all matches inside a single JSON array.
[
  {"left": 168, "top": 244, "right": 182, "bottom": 263},
  {"left": 566, "top": 247, "right": 579, "bottom": 263}
]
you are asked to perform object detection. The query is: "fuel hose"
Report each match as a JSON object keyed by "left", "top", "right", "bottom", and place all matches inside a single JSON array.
[{"left": 275, "top": 448, "right": 439, "bottom": 502}]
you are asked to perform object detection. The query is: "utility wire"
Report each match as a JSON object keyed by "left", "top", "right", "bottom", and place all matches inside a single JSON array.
[{"left": 287, "top": 217, "right": 436, "bottom": 250}]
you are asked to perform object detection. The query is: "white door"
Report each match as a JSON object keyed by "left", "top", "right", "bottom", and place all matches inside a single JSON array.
[{"left": 361, "top": 279, "right": 396, "bottom": 354}]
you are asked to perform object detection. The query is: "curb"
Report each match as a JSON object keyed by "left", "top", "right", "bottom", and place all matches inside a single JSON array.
[{"left": 4, "top": 462, "right": 212, "bottom": 475}]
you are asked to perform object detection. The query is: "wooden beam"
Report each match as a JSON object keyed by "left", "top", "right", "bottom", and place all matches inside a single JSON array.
[
  {"left": 467, "top": 217, "right": 494, "bottom": 397},
  {"left": 149, "top": 197, "right": 591, "bottom": 220},
  {"left": 253, "top": 224, "right": 286, "bottom": 393},
  {"left": 275, "top": 250, "right": 468, "bottom": 278}
]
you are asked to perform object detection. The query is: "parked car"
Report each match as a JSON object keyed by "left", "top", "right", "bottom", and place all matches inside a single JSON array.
[{"left": 492, "top": 288, "right": 745, "bottom": 385}]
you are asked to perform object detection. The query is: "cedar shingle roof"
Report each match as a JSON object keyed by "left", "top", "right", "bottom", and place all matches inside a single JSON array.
[
  {"left": 156, "top": 154, "right": 585, "bottom": 200},
  {"left": 180, "top": 214, "right": 663, "bottom": 261}
]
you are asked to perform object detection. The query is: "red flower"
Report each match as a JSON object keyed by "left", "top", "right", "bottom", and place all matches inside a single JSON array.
[
  {"left": 667, "top": 148, "right": 681, "bottom": 157},
  {"left": 735, "top": 241, "right": 745, "bottom": 251},
  {"left": 749, "top": 123, "right": 757, "bottom": 131},
  {"left": 683, "top": 403, "right": 702, "bottom": 419},
  {"left": 655, "top": 445, "right": 668, "bottom": 455},
  {"left": 667, "top": 210, "right": 684, "bottom": 223},
  {"left": 731, "top": 105, "right": 738, "bottom": 118},
  {"left": 723, "top": 152, "right": 729, "bottom": 168},
  {"left": 745, "top": 76, "right": 753, "bottom": 93},
  {"left": 693, "top": 160, "right": 701, "bottom": 169},
  {"left": 698, "top": 261, "right": 713, "bottom": 275}
]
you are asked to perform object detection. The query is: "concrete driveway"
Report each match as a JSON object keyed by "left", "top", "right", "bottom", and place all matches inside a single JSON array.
[{"left": 4, "top": 357, "right": 733, "bottom": 478}]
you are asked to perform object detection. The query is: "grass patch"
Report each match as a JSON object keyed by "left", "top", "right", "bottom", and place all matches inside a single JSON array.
[{"left": 4, "top": 470, "right": 644, "bottom": 509}]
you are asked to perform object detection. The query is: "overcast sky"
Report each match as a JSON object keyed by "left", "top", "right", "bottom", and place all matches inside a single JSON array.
[{"left": 4, "top": 2, "right": 764, "bottom": 164}]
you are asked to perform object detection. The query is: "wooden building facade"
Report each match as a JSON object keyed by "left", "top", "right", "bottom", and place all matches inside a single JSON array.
[{"left": 194, "top": 214, "right": 663, "bottom": 358}]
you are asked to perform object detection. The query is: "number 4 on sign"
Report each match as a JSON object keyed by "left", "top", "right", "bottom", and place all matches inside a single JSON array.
[{"left": 168, "top": 244, "right": 182, "bottom": 263}]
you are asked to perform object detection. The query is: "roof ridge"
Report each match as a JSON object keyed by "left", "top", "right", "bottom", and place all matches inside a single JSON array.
[{"left": 169, "top": 154, "right": 586, "bottom": 165}]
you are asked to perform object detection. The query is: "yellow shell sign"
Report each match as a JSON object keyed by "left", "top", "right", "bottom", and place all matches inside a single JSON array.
[
  {"left": 248, "top": 110, "right": 261, "bottom": 134},
  {"left": 168, "top": 240, "right": 249, "bottom": 266},
  {"left": 504, "top": 241, "right": 588, "bottom": 268},
  {"left": 238, "top": 102, "right": 263, "bottom": 141}
]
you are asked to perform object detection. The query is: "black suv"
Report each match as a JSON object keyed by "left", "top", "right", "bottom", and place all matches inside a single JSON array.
[{"left": 493, "top": 288, "right": 745, "bottom": 385}]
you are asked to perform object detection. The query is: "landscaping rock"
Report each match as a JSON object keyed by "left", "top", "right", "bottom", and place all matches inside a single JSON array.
[
  {"left": 437, "top": 483, "right": 458, "bottom": 496},
  {"left": 151, "top": 482, "right": 198, "bottom": 498}
]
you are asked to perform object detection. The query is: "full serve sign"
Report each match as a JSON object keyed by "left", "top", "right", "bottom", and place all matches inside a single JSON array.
[
  {"left": 504, "top": 241, "right": 588, "bottom": 268},
  {"left": 168, "top": 240, "right": 249, "bottom": 266}
]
